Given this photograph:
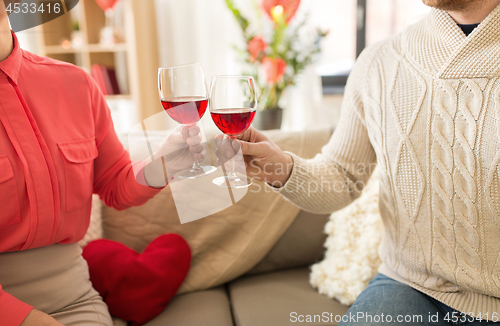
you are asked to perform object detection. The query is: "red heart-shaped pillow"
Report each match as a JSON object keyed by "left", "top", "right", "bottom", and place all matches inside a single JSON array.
[
  {"left": 95, "top": 0, "right": 119, "bottom": 11},
  {"left": 82, "top": 234, "right": 191, "bottom": 326}
]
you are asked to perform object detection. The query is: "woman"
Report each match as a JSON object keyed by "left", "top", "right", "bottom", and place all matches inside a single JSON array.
[{"left": 0, "top": 3, "right": 203, "bottom": 325}]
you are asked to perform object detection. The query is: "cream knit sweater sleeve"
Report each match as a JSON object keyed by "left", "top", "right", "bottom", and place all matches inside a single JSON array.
[{"left": 277, "top": 45, "right": 380, "bottom": 214}]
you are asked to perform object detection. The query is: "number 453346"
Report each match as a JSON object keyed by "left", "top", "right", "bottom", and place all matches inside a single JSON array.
[{"left": 6, "top": 2, "right": 62, "bottom": 14}]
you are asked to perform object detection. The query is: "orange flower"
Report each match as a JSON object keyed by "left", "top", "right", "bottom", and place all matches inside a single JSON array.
[
  {"left": 261, "top": 0, "right": 300, "bottom": 24},
  {"left": 262, "top": 57, "right": 286, "bottom": 84},
  {"left": 248, "top": 36, "right": 267, "bottom": 62}
]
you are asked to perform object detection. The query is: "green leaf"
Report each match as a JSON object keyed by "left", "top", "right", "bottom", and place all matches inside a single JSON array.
[{"left": 224, "top": 0, "right": 249, "bottom": 31}]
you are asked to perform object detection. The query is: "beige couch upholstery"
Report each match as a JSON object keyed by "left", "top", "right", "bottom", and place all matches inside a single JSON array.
[{"left": 99, "top": 129, "right": 350, "bottom": 325}]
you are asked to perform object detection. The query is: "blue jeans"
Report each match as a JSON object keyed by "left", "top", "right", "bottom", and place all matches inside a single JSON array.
[{"left": 339, "top": 274, "right": 499, "bottom": 326}]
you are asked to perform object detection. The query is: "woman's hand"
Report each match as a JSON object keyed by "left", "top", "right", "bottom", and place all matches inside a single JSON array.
[
  {"left": 144, "top": 125, "right": 206, "bottom": 187},
  {"left": 21, "top": 309, "right": 64, "bottom": 326},
  {"left": 215, "top": 127, "right": 293, "bottom": 188}
]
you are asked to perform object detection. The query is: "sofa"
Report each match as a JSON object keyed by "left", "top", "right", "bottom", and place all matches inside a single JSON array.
[
  {"left": 142, "top": 210, "right": 351, "bottom": 326},
  {"left": 87, "top": 127, "right": 351, "bottom": 326}
]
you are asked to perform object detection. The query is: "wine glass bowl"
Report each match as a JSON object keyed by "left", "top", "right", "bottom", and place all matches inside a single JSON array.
[
  {"left": 210, "top": 109, "right": 256, "bottom": 138},
  {"left": 160, "top": 96, "right": 208, "bottom": 126},
  {"left": 158, "top": 63, "right": 216, "bottom": 179},
  {"left": 210, "top": 76, "right": 257, "bottom": 188}
]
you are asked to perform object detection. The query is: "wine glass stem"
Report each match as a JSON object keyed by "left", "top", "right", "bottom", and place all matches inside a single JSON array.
[
  {"left": 186, "top": 122, "right": 203, "bottom": 172},
  {"left": 228, "top": 136, "right": 238, "bottom": 181},
  {"left": 191, "top": 152, "right": 203, "bottom": 172},
  {"left": 228, "top": 159, "right": 238, "bottom": 181}
]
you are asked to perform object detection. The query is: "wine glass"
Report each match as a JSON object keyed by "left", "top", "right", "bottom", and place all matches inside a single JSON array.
[
  {"left": 158, "top": 63, "right": 216, "bottom": 179},
  {"left": 209, "top": 76, "right": 257, "bottom": 188}
]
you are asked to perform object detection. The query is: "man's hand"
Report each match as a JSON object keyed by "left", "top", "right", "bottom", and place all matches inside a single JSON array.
[
  {"left": 215, "top": 127, "right": 293, "bottom": 188},
  {"left": 21, "top": 309, "right": 63, "bottom": 326},
  {"left": 144, "top": 125, "right": 206, "bottom": 187}
]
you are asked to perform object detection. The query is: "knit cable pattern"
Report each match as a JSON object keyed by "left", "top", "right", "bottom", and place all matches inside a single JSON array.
[{"left": 430, "top": 79, "right": 459, "bottom": 290}]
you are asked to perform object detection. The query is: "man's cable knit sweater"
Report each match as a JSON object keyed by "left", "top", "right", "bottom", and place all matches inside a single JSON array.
[{"left": 277, "top": 4, "right": 500, "bottom": 319}]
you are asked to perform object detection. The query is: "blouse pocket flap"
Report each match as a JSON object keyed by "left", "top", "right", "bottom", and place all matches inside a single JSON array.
[
  {"left": 0, "top": 155, "right": 14, "bottom": 184},
  {"left": 58, "top": 138, "right": 98, "bottom": 164}
]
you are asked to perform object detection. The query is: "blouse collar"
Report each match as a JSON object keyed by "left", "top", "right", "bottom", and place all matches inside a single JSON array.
[{"left": 0, "top": 31, "right": 22, "bottom": 85}]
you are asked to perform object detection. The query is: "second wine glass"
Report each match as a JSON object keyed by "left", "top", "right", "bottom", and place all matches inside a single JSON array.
[{"left": 210, "top": 76, "right": 257, "bottom": 188}]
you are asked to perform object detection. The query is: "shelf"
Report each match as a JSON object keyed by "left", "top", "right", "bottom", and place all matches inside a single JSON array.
[
  {"left": 37, "top": 0, "right": 160, "bottom": 127},
  {"left": 44, "top": 43, "right": 128, "bottom": 54},
  {"left": 44, "top": 45, "right": 80, "bottom": 54},
  {"left": 45, "top": 53, "right": 81, "bottom": 66},
  {"left": 87, "top": 43, "right": 128, "bottom": 53},
  {"left": 105, "top": 94, "right": 133, "bottom": 100}
]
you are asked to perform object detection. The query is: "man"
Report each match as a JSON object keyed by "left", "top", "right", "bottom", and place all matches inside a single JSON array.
[
  {"left": 0, "top": 1, "right": 203, "bottom": 325},
  {"left": 233, "top": 0, "right": 500, "bottom": 324}
]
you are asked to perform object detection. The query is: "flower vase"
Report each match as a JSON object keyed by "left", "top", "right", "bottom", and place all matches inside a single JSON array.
[{"left": 252, "top": 107, "right": 283, "bottom": 130}]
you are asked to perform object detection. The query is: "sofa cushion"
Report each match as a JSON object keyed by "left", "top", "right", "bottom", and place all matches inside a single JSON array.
[
  {"left": 228, "top": 268, "right": 350, "bottom": 326},
  {"left": 248, "top": 211, "right": 329, "bottom": 275},
  {"left": 143, "top": 286, "right": 233, "bottom": 326}
]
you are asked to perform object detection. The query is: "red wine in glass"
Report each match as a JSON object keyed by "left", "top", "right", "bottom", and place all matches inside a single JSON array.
[
  {"left": 161, "top": 96, "right": 208, "bottom": 126},
  {"left": 211, "top": 108, "right": 256, "bottom": 138}
]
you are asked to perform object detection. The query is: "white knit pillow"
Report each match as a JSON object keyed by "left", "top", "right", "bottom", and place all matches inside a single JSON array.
[{"left": 310, "top": 169, "right": 383, "bottom": 305}]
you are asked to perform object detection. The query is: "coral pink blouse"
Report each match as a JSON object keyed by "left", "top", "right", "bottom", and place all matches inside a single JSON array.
[{"left": 0, "top": 32, "right": 161, "bottom": 325}]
